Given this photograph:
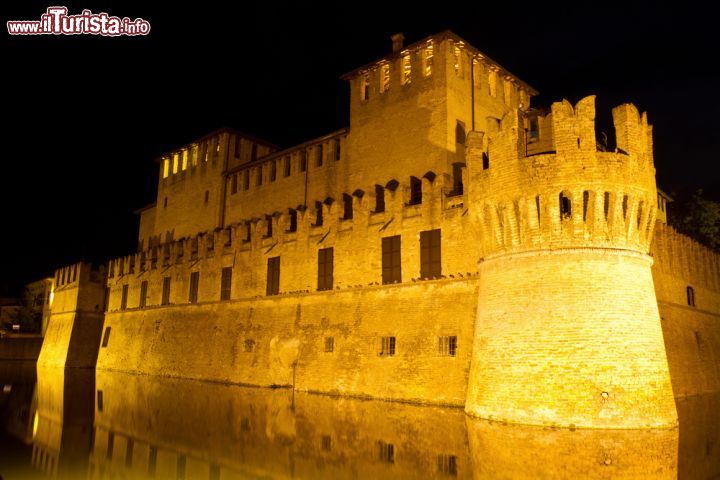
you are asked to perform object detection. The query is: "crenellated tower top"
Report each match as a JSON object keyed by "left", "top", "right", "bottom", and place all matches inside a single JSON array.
[{"left": 466, "top": 95, "right": 658, "bottom": 260}]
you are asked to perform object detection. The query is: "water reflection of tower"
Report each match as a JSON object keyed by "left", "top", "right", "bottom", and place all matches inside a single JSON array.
[{"left": 32, "top": 367, "right": 95, "bottom": 478}]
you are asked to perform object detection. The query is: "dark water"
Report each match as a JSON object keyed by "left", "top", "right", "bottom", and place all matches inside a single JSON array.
[{"left": 1, "top": 362, "right": 718, "bottom": 479}]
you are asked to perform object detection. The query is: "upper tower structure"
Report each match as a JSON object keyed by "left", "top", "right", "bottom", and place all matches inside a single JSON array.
[{"left": 464, "top": 96, "right": 678, "bottom": 428}]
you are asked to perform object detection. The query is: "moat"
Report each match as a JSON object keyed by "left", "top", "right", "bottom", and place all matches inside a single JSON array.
[{"left": 0, "top": 361, "right": 717, "bottom": 479}]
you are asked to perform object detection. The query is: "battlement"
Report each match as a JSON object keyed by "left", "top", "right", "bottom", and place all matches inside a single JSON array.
[
  {"left": 109, "top": 169, "right": 473, "bottom": 286},
  {"left": 652, "top": 222, "right": 720, "bottom": 293},
  {"left": 467, "top": 96, "right": 658, "bottom": 259}
]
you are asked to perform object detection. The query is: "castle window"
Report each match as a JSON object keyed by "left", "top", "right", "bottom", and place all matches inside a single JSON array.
[
  {"left": 162, "top": 158, "right": 169, "bottom": 178},
  {"left": 379, "top": 337, "right": 396, "bottom": 356},
  {"left": 382, "top": 235, "right": 401, "bottom": 284},
  {"left": 583, "top": 191, "right": 590, "bottom": 222},
  {"left": 423, "top": 40, "right": 434, "bottom": 76},
  {"left": 438, "top": 336, "right": 457, "bottom": 356},
  {"left": 188, "top": 272, "right": 199, "bottom": 303},
  {"left": 300, "top": 151, "right": 307, "bottom": 172},
  {"left": 378, "top": 441, "right": 395, "bottom": 463},
  {"left": 687, "top": 286, "right": 695, "bottom": 307},
  {"left": 622, "top": 195, "right": 629, "bottom": 220},
  {"left": 161, "top": 277, "right": 171, "bottom": 305},
  {"left": 101, "top": 327, "right": 111, "bottom": 348},
  {"left": 270, "top": 160, "right": 277, "bottom": 181},
  {"left": 287, "top": 208, "right": 298, "bottom": 232},
  {"left": 374, "top": 185, "right": 386, "bottom": 213},
  {"left": 560, "top": 193, "right": 572, "bottom": 220},
  {"left": 488, "top": 69, "right": 497, "bottom": 97},
  {"left": 204, "top": 190, "right": 209, "bottom": 204},
  {"left": 334, "top": 139, "right": 341, "bottom": 161},
  {"left": 637, "top": 201, "right": 644, "bottom": 229},
  {"left": 322, "top": 435, "right": 332, "bottom": 451},
  {"left": 317, "top": 247, "right": 334, "bottom": 291},
  {"left": 324, "top": 337, "right": 334, "bottom": 353},
  {"left": 264, "top": 215, "right": 273, "bottom": 238},
  {"left": 125, "top": 439, "right": 134, "bottom": 467},
  {"left": 316, "top": 144, "right": 324, "bottom": 167},
  {"left": 244, "top": 222, "right": 251, "bottom": 242},
  {"left": 361, "top": 74, "right": 370, "bottom": 101},
  {"left": 181, "top": 150, "right": 188, "bottom": 171},
  {"left": 284, "top": 156, "right": 291, "bottom": 176},
  {"left": 455, "top": 121, "right": 466, "bottom": 146},
  {"left": 220, "top": 267, "right": 232, "bottom": 301},
  {"left": 243, "top": 339, "right": 255, "bottom": 353},
  {"left": 120, "top": 285, "right": 128, "bottom": 310},
  {"left": 380, "top": 63, "right": 390, "bottom": 92},
  {"left": 172, "top": 154, "right": 179, "bottom": 174},
  {"left": 97, "top": 390, "right": 104, "bottom": 412},
  {"left": 251, "top": 143, "right": 257, "bottom": 162},
  {"left": 409, "top": 176, "right": 422, "bottom": 205},
  {"left": 437, "top": 454, "right": 457, "bottom": 475},
  {"left": 243, "top": 170, "right": 250, "bottom": 190},
  {"left": 420, "top": 229, "right": 442, "bottom": 279},
  {"left": 342, "top": 193, "right": 353, "bottom": 220},
  {"left": 451, "top": 163, "right": 464, "bottom": 196},
  {"left": 256, "top": 166, "right": 263, "bottom": 186},
  {"left": 529, "top": 118, "right": 539, "bottom": 140},
  {"left": 604, "top": 192, "right": 611, "bottom": 221},
  {"left": 231, "top": 174, "right": 238, "bottom": 194},
  {"left": 503, "top": 78, "right": 513, "bottom": 106},
  {"left": 266, "top": 257, "right": 280, "bottom": 296},
  {"left": 202, "top": 142, "right": 209, "bottom": 162},
  {"left": 314, "top": 201, "right": 323, "bottom": 226},
  {"left": 234, "top": 135, "right": 241, "bottom": 158},
  {"left": 401, "top": 53, "right": 411, "bottom": 85},
  {"left": 482, "top": 152, "right": 489, "bottom": 170},
  {"left": 453, "top": 44, "right": 462, "bottom": 75},
  {"left": 163, "top": 197, "right": 168, "bottom": 209},
  {"left": 139, "top": 281, "right": 148, "bottom": 308}
]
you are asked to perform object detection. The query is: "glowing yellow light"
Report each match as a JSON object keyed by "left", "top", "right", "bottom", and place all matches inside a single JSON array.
[
  {"left": 32, "top": 410, "right": 39, "bottom": 438},
  {"left": 48, "top": 289, "right": 54, "bottom": 306}
]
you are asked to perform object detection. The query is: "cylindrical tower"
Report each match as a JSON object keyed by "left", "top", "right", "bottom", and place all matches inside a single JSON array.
[{"left": 464, "top": 96, "right": 677, "bottom": 428}]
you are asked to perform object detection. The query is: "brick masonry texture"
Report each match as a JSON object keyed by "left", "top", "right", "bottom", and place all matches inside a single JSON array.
[{"left": 37, "top": 31, "right": 720, "bottom": 429}]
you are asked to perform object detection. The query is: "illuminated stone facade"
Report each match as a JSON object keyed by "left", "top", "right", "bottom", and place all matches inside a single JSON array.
[{"left": 39, "top": 31, "right": 720, "bottom": 429}]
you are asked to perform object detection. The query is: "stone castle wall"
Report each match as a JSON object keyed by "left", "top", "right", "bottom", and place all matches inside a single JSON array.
[{"left": 652, "top": 222, "right": 720, "bottom": 397}]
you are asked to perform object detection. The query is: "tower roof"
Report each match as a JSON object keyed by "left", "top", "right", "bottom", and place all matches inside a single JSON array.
[{"left": 340, "top": 30, "right": 538, "bottom": 96}]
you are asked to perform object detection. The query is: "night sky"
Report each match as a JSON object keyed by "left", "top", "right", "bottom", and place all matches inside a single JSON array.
[{"left": 2, "top": 1, "right": 718, "bottom": 296}]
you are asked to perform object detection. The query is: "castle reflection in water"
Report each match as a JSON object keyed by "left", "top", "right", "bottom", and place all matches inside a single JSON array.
[{"left": 1, "top": 363, "right": 718, "bottom": 479}]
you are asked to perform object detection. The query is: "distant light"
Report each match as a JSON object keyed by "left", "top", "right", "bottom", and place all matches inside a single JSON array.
[
  {"left": 2, "top": 384, "right": 11, "bottom": 393},
  {"left": 49, "top": 289, "right": 54, "bottom": 306}
]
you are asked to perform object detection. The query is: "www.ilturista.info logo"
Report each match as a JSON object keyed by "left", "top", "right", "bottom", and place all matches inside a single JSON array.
[{"left": 7, "top": 7, "right": 150, "bottom": 36}]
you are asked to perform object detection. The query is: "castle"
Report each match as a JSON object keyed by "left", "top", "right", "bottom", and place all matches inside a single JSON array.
[{"left": 38, "top": 31, "right": 720, "bottom": 430}]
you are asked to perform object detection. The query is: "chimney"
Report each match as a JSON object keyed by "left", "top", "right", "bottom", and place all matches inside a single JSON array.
[{"left": 391, "top": 33, "right": 405, "bottom": 54}]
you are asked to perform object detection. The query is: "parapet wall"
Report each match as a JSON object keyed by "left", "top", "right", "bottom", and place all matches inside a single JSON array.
[{"left": 651, "top": 223, "right": 720, "bottom": 397}]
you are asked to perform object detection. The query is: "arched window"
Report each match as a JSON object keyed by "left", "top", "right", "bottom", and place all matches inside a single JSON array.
[
  {"left": 342, "top": 193, "right": 353, "bottom": 220},
  {"left": 409, "top": 176, "right": 422, "bottom": 205},
  {"left": 455, "top": 121, "right": 466, "bottom": 145},
  {"left": 451, "top": 163, "right": 465, "bottom": 196},
  {"left": 559, "top": 193, "right": 572, "bottom": 220},
  {"left": 482, "top": 152, "right": 489, "bottom": 170},
  {"left": 375, "top": 185, "right": 385, "bottom": 213},
  {"left": 687, "top": 286, "right": 696, "bottom": 307}
]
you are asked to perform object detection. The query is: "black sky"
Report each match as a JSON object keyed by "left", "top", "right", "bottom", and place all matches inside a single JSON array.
[{"left": 2, "top": 1, "right": 719, "bottom": 296}]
